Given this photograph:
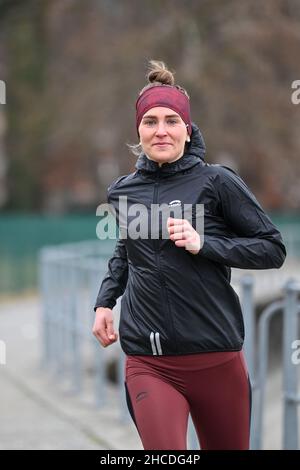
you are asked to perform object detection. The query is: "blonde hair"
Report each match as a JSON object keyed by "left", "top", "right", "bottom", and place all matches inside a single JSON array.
[{"left": 139, "top": 60, "right": 189, "bottom": 98}]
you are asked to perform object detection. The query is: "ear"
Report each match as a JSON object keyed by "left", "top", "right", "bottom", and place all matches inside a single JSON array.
[{"left": 185, "top": 124, "right": 191, "bottom": 143}]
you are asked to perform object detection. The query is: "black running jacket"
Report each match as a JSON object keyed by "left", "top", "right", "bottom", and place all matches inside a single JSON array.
[{"left": 94, "top": 123, "right": 286, "bottom": 356}]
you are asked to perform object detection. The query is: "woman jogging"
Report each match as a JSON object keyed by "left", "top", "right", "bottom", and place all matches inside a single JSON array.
[{"left": 92, "top": 60, "right": 286, "bottom": 450}]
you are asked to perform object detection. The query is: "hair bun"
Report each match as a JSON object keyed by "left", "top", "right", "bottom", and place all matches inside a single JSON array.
[{"left": 147, "top": 60, "right": 175, "bottom": 86}]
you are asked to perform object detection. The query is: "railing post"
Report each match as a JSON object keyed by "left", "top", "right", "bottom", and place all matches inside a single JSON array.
[
  {"left": 240, "top": 274, "right": 257, "bottom": 449},
  {"left": 39, "top": 248, "right": 51, "bottom": 368},
  {"left": 89, "top": 260, "right": 108, "bottom": 408},
  {"left": 283, "top": 280, "right": 300, "bottom": 449},
  {"left": 118, "top": 350, "right": 129, "bottom": 423},
  {"left": 241, "top": 274, "right": 255, "bottom": 381},
  {"left": 70, "top": 266, "right": 82, "bottom": 393},
  {"left": 252, "top": 300, "right": 283, "bottom": 449}
]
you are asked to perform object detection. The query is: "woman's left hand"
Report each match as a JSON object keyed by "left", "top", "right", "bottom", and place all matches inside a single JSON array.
[{"left": 167, "top": 217, "right": 201, "bottom": 255}]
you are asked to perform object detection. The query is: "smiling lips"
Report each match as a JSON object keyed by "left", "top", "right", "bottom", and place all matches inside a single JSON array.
[{"left": 153, "top": 143, "right": 172, "bottom": 146}]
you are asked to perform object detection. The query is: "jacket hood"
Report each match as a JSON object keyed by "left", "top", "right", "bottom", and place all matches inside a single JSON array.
[{"left": 135, "top": 122, "right": 206, "bottom": 175}]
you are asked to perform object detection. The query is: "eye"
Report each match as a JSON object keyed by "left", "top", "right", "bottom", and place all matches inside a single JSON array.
[
  {"left": 143, "top": 120, "right": 155, "bottom": 126},
  {"left": 167, "top": 119, "right": 178, "bottom": 125}
]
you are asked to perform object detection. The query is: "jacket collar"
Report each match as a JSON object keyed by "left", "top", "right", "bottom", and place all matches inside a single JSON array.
[{"left": 135, "top": 122, "right": 206, "bottom": 175}]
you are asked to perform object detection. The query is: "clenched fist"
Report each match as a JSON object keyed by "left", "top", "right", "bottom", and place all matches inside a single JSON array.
[
  {"left": 167, "top": 217, "right": 201, "bottom": 255},
  {"left": 92, "top": 307, "right": 118, "bottom": 348}
]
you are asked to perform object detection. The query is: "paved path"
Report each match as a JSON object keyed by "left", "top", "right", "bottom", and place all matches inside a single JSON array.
[
  {"left": 0, "top": 295, "right": 293, "bottom": 450},
  {"left": 0, "top": 296, "right": 141, "bottom": 450}
]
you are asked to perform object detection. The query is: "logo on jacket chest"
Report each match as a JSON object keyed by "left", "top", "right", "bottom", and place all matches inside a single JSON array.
[{"left": 168, "top": 200, "right": 182, "bottom": 207}]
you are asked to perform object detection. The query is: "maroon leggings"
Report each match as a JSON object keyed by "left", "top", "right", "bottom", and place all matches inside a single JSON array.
[{"left": 124, "top": 350, "right": 251, "bottom": 450}]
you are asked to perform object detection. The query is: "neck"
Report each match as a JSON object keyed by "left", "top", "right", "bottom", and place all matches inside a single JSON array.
[{"left": 146, "top": 150, "right": 185, "bottom": 167}]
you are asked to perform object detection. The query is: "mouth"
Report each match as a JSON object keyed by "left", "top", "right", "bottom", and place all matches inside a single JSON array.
[{"left": 153, "top": 143, "right": 172, "bottom": 146}]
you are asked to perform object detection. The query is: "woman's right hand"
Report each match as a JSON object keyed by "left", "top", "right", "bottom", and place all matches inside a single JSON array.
[{"left": 92, "top": 307, "right": 118, "bottom": 348}]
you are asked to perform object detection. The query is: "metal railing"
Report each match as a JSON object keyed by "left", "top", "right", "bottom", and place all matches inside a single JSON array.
[
  {"left": 39, "top": 239, "right": 300, "bottom": 449},
  {"left": 241, "top": 278, "right": 300, "bottom": 450}
]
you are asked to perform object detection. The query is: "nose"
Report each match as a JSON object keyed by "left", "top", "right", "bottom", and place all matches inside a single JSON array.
[{"left": 155, "top": 121, "right": 167, "bottom": 136}]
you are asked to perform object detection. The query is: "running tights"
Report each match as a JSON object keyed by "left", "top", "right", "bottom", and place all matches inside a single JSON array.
[{"left": 124, "top": 350, "right": 251, "bottom": 450}]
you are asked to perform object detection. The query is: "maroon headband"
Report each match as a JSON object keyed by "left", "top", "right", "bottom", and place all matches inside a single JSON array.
[{"left": 136, "top": 85, "right": 192, "bottom": 136}]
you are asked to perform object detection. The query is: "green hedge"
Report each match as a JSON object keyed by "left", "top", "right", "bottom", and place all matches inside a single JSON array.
[{"left": 0, "top": 212, "right": 299, "bottom": 295}]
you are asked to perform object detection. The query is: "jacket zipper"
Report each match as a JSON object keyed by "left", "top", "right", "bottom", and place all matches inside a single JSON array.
[{"left": 153, "top": 171, "right": 178, "bottom": 352}]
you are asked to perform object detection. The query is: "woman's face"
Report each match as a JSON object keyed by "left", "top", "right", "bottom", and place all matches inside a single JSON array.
[{"left": 138, "top": 107, "right": 189, "bottom": 165}]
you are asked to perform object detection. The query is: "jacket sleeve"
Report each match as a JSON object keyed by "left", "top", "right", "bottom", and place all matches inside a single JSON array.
[
  {"left": 198, "top": 167, "right": 286, "bottom": 269},
  {"left": 94, "top": 175, "right": 129, "bottom": 311},
  {"left": 94, "top": 238, "right": 128, "bottom": 311}
]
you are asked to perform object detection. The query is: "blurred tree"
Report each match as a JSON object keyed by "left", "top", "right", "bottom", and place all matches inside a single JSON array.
[
  {"left": 0, "top": 0, "right": 299, "bottom": 212},
  {"left": 1, "top": 0, "right": 50, "bottom": 210}
]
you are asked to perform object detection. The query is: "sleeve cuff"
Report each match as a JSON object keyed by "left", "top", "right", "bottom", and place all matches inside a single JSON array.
[{"left": 94, "top": 300, "right": 116, "bottom": 312}]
